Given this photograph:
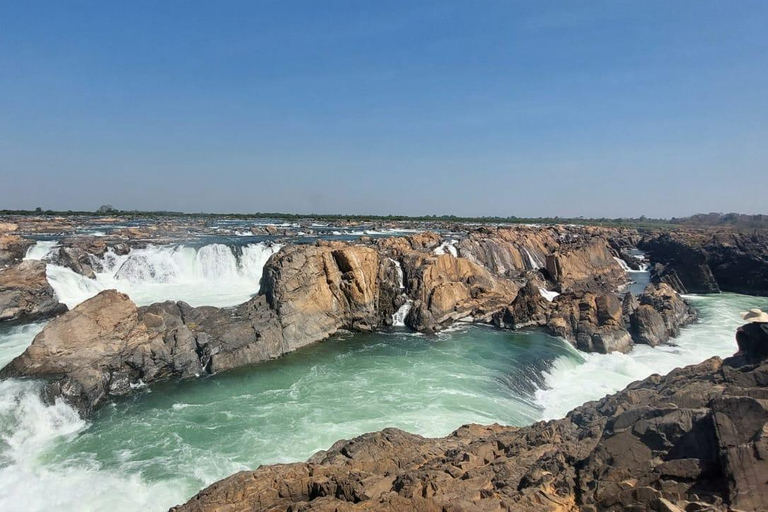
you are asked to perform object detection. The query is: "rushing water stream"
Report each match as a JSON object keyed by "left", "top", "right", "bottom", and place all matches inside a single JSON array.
[{"left": 0, "top": 242, "right": 766, "bottom": 512}]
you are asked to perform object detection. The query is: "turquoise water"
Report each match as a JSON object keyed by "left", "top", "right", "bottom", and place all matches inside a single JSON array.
[{"left": 1, "top": 292, "right": 766, "bottom": 512}]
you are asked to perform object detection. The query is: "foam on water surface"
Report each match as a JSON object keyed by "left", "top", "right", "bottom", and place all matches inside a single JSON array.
[
  {"left": 42, "top": 242, "right": 281, "bottom": 308},
  {"left": 2, "top": 246, "right": 767, "bottom": 512}
]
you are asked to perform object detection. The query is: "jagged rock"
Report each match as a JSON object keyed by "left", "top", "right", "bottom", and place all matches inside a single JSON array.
[
  {"left": 493, "top": 281, "right": 550, "bottom": 329},
  {"left": 546, "top": 291, "right": 633, "bottom": 354},
  {"left": 631, "top": 283, "right": 698, "bottom": 346},
  {"left": 401, "top": 252, "right": 520, "bottom": 332},
  {"left": 544, "top": 237, "right": 628, "bottom": 293},
  {"left": 622, "top": 292, "right": 639, "bottom": 325},
  {"left": 457, "top": 226, "right": 555, "bottom": 275},
  {"left": 262, "top": 242, "right": 387, "bottom": 348},
  {"left": 0, "top": 234, "right": 34, "bottom": 267},
  {"left": 640, "top": 231, "right": 768, "bottom": 296},
  {"left": 172, "top": 325, "right": 768, "bottom": 512},
  {"left": 0, "top": 260, "right": 67, "bottom": 323},
  {"left": 48, "top": 237, "right": 109, "bottom": 278}
]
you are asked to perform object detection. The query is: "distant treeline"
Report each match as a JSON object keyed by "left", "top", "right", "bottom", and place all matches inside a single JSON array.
[
  {"left": 670, "top": 213, "right": 768, "bottom": 229},
  {"left": 0, "top": 209, "right": 766, "bottom": 229}
]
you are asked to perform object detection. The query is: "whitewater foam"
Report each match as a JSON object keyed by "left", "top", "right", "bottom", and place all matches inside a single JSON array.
[
  {"left": 45, "top": 242, "right": 282, "bottom": 308},
  {"left": 535, "top": 293, "right": 768, "bottom": 419},
  {"left": 24, "top": 241, "right": 58, "bottom": 261}
]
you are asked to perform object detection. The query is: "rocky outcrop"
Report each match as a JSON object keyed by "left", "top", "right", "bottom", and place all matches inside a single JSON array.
[
  {"left": 173, "top": 324, "right": 768, "bottom": 512},
  {"left": 629, "top": 283, "right": 698, "bottom": 347},
  {"left": 0, "top": 234, "right": 34, "bottom": 268},
  {"left": 0, "top": 260, "right": 67, "bottom": 323},
  {"left": 544, "top": 237, "right": 628, "bottom": 293},
  {"left": 640, "top": 230, "right": 768, "bottom": 296},
  {"left": 494, "top": 282, "right": 696, "bottom": 355},
  {"left": 493, "top": 281, "right": 550, "bottom": 329},
  {"left": 0, "top": 227, "right": 654, "bottom": 414},
  {"left": 546, "top": 290, "right": 634, "bottom": 354},
  {"left": 261, "top": 242, "right": 392, "bottom": 348},
  {"left": 456, "top": 226, "right": 629, "bottom": 294},
  {"left": 47, "top": 236, "right": 131, "bottom": 278},
  {"left": 400, "top": 252, "right": 520, "bottom": 332},
  {"left": 0, "top": 289, "right": 282, "bottom": 415}
]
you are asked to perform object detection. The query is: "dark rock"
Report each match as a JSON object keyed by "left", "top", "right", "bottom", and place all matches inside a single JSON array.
[
  {"left": 493, "top": 281, "right": 549, "bottom": 329},
  {"left": 640, "top": 231, "right": 768, "bottom": 296},
  {"left": 735, "top": 322, "right": 768, "bottom": 363}
]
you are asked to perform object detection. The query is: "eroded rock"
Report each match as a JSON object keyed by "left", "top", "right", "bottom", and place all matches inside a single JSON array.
[{"left": 0, "top": 260, "right": 67, "bottom": 323}]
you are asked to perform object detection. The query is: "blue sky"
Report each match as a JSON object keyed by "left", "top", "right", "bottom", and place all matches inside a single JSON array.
[{"left": 1, "top": 1, "right": 767, "bottom": 217}]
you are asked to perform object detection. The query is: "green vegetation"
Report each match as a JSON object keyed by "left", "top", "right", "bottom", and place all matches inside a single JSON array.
[{"left": 0, "top": 209, "right": 765, "bottom": 230}]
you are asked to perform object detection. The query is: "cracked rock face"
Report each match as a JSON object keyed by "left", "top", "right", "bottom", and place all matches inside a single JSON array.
[
  {"left": 173, "top": 325, "right": 768, "bottom": 512},
  {"left": 0, "top": 260, "right": 67, "bottom": 323},
  {"left": 640, "top": 230, "right": 768, "bottom": 296}
]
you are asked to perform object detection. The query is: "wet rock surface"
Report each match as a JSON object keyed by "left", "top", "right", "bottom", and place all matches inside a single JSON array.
[{"left": 173, "top": 324, "right": 768, "bottom": 512}]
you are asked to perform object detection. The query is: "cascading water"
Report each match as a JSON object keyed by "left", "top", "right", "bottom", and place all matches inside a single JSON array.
[
  {"left": 389, "top": 258, "right": 413, "bottom": 327},
  {"left": 39, "top": 242, "right": 282, "bottom": 309},
  {"left": 1, "top": 292, "right": 765, "bottom": 512},
  {"left": 23, "top": 241, "right": 58, "bottom": 261},
  {"left": 5, "top": 242, "right": 768, "bottom": 512},
  {"left": 433, "top": 240, "right": 458, "bottom": 257},
  {"left": 523, "top": 247, "right": 544, "bottom": 270}
]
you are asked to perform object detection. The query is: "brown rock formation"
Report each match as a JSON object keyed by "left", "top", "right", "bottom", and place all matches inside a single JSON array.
[
  {"left": 630, "top": 283, "right": 698, "bottom": 347},
  {"left": 545, "top": 237, "right": 628, "bottom": 293},
  {"left": 0, "top": 227, "right": 652, "bottom": 414},
  {"left": 173, "top": 324, "right": 768, "bottom": 512},
  {"left": 400, "top": 252, "right": 520, "bottom": 332},
  {"left": 0, "top": 234, "right": 34, "bottom": 267},
  {"left": 0, "top": 260, "right": 67, "bottom": 323},
  {"left": 493, "top": 282, "right": 695, "bottom": 355}
]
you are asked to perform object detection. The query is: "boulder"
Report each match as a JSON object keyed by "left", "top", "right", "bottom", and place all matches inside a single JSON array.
[
  {"left": 49, "top": 237, "right": 110, "bottom": 278},
  {"left": 0, "top": 234, "right": 34, "bottom": 267},
  {"left": 0, "top": 260, "right": 67, "bottom": 323},
  {"left": 631, "top": 283, "right": 698, "bottom": 346},
  {"left": 493, "top": 281, "right": 550, "bottom": 329},
  {"left": 546, "top": 291, "right": 633, "bottom": 354},
  {"left": 545, "top": 237, "right": 628, "bottom": 293}
]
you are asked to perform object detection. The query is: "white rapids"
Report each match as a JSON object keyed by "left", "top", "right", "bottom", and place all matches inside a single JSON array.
[{"left": 33, "top": 242, "right": 282, "bottom": 309}]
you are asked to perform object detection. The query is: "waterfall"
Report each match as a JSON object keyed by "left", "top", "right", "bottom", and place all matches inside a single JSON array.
[
  {"left": 613, "top": 256, "right": 632, "bottom": 272},
  {"left": 433, "top": 240, "right": 458, "bottom": 257},
  {"left": 523, "top": 248, "right": 544, "bottom": 270},
  {"left": 46, "top": 242, "right": 282, "bottom": 309},
  {"left": 24, "top": 241, "right": 58, "bottom": 261},
  {"left": 389, "top": 258, "right": 412, "bottom": 326},
  {"left": 392, "top": 301, "right": 413, "bottom": 327}
]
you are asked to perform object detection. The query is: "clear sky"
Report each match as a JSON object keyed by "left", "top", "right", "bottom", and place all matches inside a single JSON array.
[{"left": 1, "top": 1, "right": 767, "bottom": 218}]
